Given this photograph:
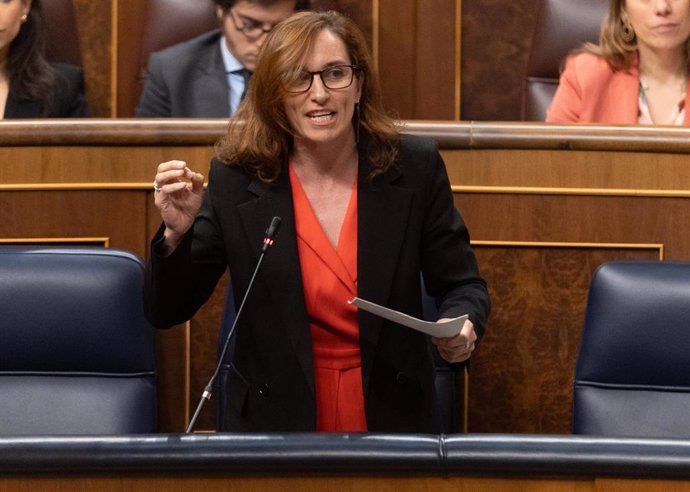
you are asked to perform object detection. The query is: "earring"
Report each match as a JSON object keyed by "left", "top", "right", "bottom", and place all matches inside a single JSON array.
[
  {"left": 21, "top": 14, "right": 28, "bottom": 23},
  {"left": 355, "top": 101, "right": 360, "bottom": 145},
  {"left": 621, "top": 21, "right": 635, "bottom": 43}
]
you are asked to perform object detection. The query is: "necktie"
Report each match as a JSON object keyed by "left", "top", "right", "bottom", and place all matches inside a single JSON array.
[{"left": 236, "top": 68, "right": 252, "bottom": 101}]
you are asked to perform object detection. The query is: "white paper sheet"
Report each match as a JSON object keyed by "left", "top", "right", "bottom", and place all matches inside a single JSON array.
[{"left": 348, "top": 297, "right": 468, "bottom": 338}]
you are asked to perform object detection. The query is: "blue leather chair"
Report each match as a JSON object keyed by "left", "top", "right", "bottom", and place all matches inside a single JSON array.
[
  {"left": 573, "top": 261, "right": 690, "bottom": 437},
  {"left": 0, "top": 247, "right": 157, "bottom": 435},
  {"left": 216, "top": 278, "right": 463, "bottom": 433}
]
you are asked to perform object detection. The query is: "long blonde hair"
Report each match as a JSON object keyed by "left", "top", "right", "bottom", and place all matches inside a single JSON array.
[{"left": 216, "top": 10, "right": 398, "bottom": 182}]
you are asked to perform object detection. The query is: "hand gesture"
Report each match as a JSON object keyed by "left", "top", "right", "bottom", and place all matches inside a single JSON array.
[
  {"left": 153, "top": 160, "right": 205, "bottom": 251},
  {"left": 432, "top": 318, "right": 477, "bottom": 364}
]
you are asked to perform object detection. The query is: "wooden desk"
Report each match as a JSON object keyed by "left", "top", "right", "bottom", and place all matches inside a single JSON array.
[{"left": 1, "top": 120, "right": 688, "bottom": 434}]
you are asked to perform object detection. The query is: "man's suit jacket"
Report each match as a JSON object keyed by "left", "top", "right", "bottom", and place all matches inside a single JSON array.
[
  {"left": 546, "top": 52, "right": 690, "bottom": 124},
  {"left": 4, "top": 63, "right": 90, "bottom": 118},
  {"left": 144, "top": 134, "right": 491, "bottom": 432},
  {"left": 136, "top": 30, "right": 231, "bottom": 117}
]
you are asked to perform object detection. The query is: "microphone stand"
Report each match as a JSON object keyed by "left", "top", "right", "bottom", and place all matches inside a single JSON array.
[{"left": 186, "top": 216, "right": 282, "bottom": 433}]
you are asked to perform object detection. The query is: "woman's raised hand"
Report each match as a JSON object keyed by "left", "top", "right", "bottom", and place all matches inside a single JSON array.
[{"left": 153, "top": 160, "right": 205, "bottom": 252}]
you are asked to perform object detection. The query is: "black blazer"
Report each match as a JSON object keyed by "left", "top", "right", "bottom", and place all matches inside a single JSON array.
[
  {"left": 145, "top": 134, "right": 491, "bottom": 432},
  {"left": 3, "top": 63, "right": 90, "bottom": 118},
  {"left": 135, "top": 30, "right": 230, "bottom": 117}
]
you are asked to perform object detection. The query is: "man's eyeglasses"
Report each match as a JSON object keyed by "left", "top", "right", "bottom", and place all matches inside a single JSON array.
[
  {"left": 284, "top": 65, "right": 361, "bottom": 94},
  {"left": 228, "top": 8, "right": 276, "bottom": 40}
]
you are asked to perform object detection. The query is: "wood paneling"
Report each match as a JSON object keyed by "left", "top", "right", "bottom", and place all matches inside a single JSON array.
[
  {"left": 189, "top": 272, "right": 229, "bottom": 431},
  {"left": 73, "top": 0, "right": 113, "bottom": 117},
  {"left": 114, "top": 0, "right": 148, "bottom": 117},
  {"left": 0, "top": 476, "right": 612, "bottom": 492},
  {"left": 0, "top": 190, "right": 145, "bottom": 253},
  {"left": 461, "top": 0, "right": 536, "bottom": 120},
  {"left": 378, "top": 0, "right": 460, "bottom": 119},
  {"left": 4, "top": 474, "right": 690, "bottom": 491}
]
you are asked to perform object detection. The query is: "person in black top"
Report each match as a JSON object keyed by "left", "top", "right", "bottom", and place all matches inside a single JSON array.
[{"left": 0, "top": 0, "right": 90, "bottom": 118}]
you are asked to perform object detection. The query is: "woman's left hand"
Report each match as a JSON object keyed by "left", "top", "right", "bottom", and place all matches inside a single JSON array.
[{"left": 432, "top": 319, "right": 477, "bottom": 363}]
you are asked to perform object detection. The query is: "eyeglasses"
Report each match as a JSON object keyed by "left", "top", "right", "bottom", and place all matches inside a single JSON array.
[
  {"left": 228, "top": 8, "right": 276, "bottom": 40},
  {"left": 283, "top": 65, "right": 360, "bottom": 94}
]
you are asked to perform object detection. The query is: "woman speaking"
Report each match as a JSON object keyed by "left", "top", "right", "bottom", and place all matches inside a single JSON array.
[{"left": 145, "top": 10, "right": 490, "bottom": 433}]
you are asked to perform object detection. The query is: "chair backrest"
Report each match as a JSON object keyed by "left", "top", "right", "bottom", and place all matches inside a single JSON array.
[
  {"left": 573, "top": 261, "right": 690, "bottom": 437},
  {"left": 43, "top": 0, "right": 83, "bottom": 66},
  {"left": 135, "top": 0, "right": 219, "bottom": 105},
  {"left": 0, "top": 247, "right": 157, "bottom": 435},
  {"left": 216, "top": 276, "right": 461, "bottom": 433},
  {"left": 139, "top": 0, "right": 219, "bottom": 60},
  {"left": 522, "top": 0, "right": 607, "bottom": 121}
]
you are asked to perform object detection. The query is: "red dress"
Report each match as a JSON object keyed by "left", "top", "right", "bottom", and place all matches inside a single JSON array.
[{"left": 289, "top": 165, "right": 367, "bottom": 432}]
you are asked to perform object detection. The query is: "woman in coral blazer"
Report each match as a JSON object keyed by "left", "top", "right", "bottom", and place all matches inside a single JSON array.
[{"left": 547, "top": 0, "right": 690, "bottom": 125}]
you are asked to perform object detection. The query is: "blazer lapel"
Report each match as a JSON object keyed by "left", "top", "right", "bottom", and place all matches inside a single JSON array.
[
  {"left": 357, "top": 154, "right": 414, "bottom": 394},
  {"left": 607, "top": 66, "right": 640, "bottom": 123},
  {"left": 191, "top": 43, "right": 231, "bottom": 117},
  {"left": 237, "top": 172, "right": 315, "bottom": 395}
]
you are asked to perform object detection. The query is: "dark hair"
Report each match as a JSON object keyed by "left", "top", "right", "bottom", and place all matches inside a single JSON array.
[
  {"left": 216, "top": 10, "right": 398, "bottom": 182},
  {"left": 213, "top": 0, "right": 312, "bottom": 12},
  {"left": 6, "top": 0, "right": 57, "bottom": 114}
]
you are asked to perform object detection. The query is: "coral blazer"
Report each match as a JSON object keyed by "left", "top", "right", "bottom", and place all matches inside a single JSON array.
[{"left": 546, "top": 52, "right": 690, "bottom": 124}]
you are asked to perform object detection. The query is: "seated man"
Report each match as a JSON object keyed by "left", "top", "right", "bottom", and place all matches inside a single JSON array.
[{"left": 136, "top": 0, "right": 309, "bottom": 117}]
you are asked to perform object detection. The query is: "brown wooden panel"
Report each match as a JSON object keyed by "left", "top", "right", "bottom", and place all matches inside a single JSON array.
[
  {"left": 378, "top": 0, "right": 460, "bottom": 119},
  {"left": 456, "top": 193, "right": 690, "bottom": 259},
  {"left": 468, "top": 244, "right": 660, "bottom": 434},
  {"left": 378, "top": 0, "right": 417, "bottom": 118},
  {"left": 7, "top": 474, "right": 690, "bottom": 492},
  {"left": 415, "top": 0, "right": 457, "bottom": 119},
  {"left": 189, "top": 273, "right": 229, "bottom": 431},
  {"left": 0, "top": 190, "right": 146, "bottom": 255},
  {"left": 115, "top": 0, "right": 148, "bottom": 117},
  {"left": 461, "top": 0, "right": 536, "bottom": 121},
  {"left": 155, "top": 325, "right": 189, "bottom": 432},
  {"left": 0, "top": 476, "right": 595, "bottom": 492},
  {"left": 311, "top": 0, "right": 373, "bottom": 48},
  {"left": 443, "top": 149, "right": 690, "bottom": 192},
  {"left": 0, "top": 145, "right": 215, "bottom": 185},
  {"left": 73, "top": 0, "right": 113, "bottom": 117}
]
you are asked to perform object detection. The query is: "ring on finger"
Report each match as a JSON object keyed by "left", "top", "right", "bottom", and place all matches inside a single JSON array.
[{"left": 153, "top": 180, "right": 162, "bottom": 192}]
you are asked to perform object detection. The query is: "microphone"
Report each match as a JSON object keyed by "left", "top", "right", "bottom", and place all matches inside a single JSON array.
[
  {"left": 186, "top": 215, "right": 282, "bottom": 433},
  {"left": 262, "top": 216, "right": 282, "bottom": 252}
]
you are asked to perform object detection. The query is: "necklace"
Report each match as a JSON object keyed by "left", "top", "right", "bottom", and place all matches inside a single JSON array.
[{"left": 639, "top": 73, "right": 686, "bottom": 94}]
